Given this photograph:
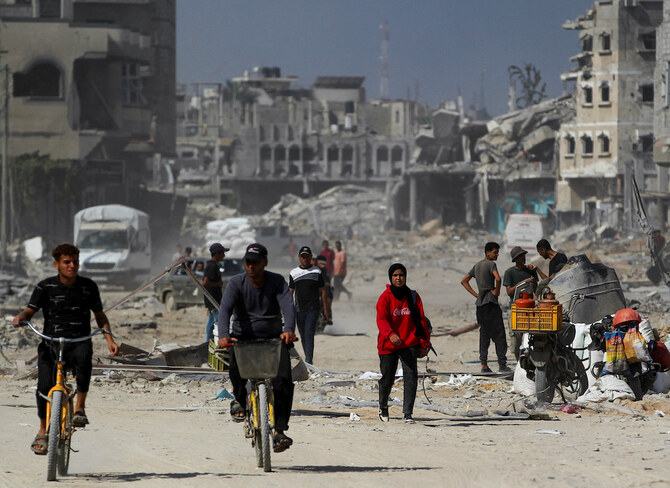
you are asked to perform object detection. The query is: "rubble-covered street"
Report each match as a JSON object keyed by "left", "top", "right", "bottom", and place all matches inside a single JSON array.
[{"left": 2, "top": 214, "right": 670, "bottom": 487}]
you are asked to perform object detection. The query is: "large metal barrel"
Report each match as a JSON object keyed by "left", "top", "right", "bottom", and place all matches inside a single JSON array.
[{"left": 548, "top": 254, "right": 626, "bottom": 323}]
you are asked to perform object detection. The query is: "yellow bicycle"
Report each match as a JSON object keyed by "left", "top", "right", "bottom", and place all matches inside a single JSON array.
[
  {"left": 231, "top": 338, "right": 284, "bottom": 472},
  {"left": 18, "top": 320, "right": 108, "bottom": 481}
]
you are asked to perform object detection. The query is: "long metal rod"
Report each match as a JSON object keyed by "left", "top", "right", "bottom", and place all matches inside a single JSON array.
[
  {"left": 1, "top": 64, "right": 8, "bottom": 267},
  {"left": 93, "top": 363, "right": 225, "bottom": 375}
]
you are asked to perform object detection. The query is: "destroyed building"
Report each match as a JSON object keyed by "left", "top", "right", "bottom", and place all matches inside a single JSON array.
[
  {"left": 653, "top": 0, "right": 670, "bottom": 227},
  {"left": 0, "top": 0, "right": 182, "bottom": 245},
  {"left": 557, "top": 0, "right": 667, "bottom": 229},
  {"left": 176, "top": 69, "right": 430, "bottom": 213}
]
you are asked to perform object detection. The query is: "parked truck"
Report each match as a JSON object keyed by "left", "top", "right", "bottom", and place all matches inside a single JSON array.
[{"left": 74, "top": 205, "right": 151, "bottom": 287}]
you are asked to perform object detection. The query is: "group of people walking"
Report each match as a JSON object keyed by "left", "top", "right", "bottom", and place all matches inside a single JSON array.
[{"left": 14, "top": 234, "right": 565, "bottom": 457}]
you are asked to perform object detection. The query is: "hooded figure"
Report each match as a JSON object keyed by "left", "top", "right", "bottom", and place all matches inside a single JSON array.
[{"left": 376, "top": 263, "right": 431, "bottom": 423}]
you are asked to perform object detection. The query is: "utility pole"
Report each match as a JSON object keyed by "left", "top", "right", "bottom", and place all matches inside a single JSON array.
[
  {"left": 1, "top": 64, "right": 8, "bottom": 268},
  {"left": 379, "top": 22, "right": 389, "bottom": 100}
]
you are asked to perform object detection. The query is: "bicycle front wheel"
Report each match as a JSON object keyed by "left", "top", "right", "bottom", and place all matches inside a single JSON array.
[
  {"left": 57, "top": 398, "right": 72, "bottom": 475},
  {"left": 47, "top": 391, "right": 63, "bottom": 481},
  {"left": 258, "top": 383, "right": 272, "bottom": 472}
]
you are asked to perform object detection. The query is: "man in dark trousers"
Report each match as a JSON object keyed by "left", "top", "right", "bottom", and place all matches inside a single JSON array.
[
  {"left": 502, "top": 246, "right": 543, "bottom": 360},
  {"left": 13, "top": 243, "right": 119, "bottom": 455},
  {"left": 217, "top": 243, "right": 297, "bottom": 453},
  {"left": 289, "top": 246, "right": 329, "bottom": 364},
  {"left": 536, "top": 239, "right": 568, "bottom": 280},
  {"left": 460, "top": 241, "right": 510, "bottom": 373},
  {"left": 502, "top": 246, "right": 544, "bottom": 299},
  {"left": 203, "top": 242, "right": 229, "bottom": 343}
]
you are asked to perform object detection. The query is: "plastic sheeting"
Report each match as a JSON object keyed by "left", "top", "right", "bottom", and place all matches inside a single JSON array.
[{"left": 576, "top": 375, "right": 635, "bottom": 403}]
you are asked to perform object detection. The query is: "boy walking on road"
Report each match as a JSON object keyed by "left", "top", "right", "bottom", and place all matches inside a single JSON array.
[{"left": 461, "top": 242, "right": 510, "bottom": 373}]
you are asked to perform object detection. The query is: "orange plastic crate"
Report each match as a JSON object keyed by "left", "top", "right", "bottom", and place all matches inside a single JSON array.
[{"left": 511, "top": 304, "right": 562, "bottom": 333}]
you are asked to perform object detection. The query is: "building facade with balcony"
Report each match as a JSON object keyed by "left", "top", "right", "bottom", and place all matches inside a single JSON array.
[{"left": 557, "top": 0, "right": 663, "bottom": 229}]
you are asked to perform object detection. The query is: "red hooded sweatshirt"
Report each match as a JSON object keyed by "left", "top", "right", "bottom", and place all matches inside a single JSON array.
[{"left": 376, "top": 284, "right": 431, "bottom": 355}]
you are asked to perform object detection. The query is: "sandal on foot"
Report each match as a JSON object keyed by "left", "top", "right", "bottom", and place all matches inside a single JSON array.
[
  {"left": 31, "top": 434, "right": 48, "bottom": 455},
  {"left": 273, "top": 433, "right": 293, "bottom": 453},
  {"left": 230, "top": 400, "right": 245, "bottom": 422},
  {"left": 72, "top": 411, "right": 89, "bottom": 427}
]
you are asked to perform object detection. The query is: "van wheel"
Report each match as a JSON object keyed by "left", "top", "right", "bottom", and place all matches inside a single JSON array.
[{"left": 165, "top": 292, "right": 177, "bottom": 311}]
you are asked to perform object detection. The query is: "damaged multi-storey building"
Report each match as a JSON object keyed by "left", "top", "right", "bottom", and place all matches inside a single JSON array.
[
  {"left": 557, "top": 0, "right": 667, "bottom": 229},
  {"left": 177, "top": 68, "right": 430, "bottom": 213},
  {"left": 0, "top": 0, "right": 182, "bottom": 246}
]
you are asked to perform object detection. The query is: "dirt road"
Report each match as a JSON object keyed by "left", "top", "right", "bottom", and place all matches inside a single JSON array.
[{"left": 2, "top": 257, "right": 670, "bottom": 487}]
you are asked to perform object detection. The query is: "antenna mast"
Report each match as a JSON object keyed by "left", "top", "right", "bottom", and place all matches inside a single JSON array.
[{"left": 380, "top": 22, "right": 389, "bottom": 100}]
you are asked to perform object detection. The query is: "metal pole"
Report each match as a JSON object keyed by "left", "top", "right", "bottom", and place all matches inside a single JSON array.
[{"left": 1, "top": 64, "right": 8, "bottom": 267}]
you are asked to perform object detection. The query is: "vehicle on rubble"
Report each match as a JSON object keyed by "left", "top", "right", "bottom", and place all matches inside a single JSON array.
[
  {"left": 154, "top": 256, "right": 244, "bottom": 311},
  {"left": 514, "top": 254, "right": 627, "bottom": 402},
  {"left": 74, "top": 205, "right": 151, "bottom": 288},
  {"left": 502, "top": 213, "right": 543, "bottom": 258}
]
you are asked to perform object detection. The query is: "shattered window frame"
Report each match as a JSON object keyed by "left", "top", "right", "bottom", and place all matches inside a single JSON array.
[
  {"left": 583, "top": 85, "right": 593, "bottom": 105},
  {"left": 599, "top": 33, "right": 611, "bottom": 53},
  {"left": 12, "top": 62, "right": 63, "bottom": 99},
  {"left": 581, "top": 134, "right": 593, "bottom": 156},
  {"left": 599, "top": 81, "right": 610, "bottom": 105},
  {"left": 121, "top": 62, "right": 146, "bottom": 107},
  {"left": 639, "top": 134, "right": 653, "bottom": 153},
  {"left": 640, "top": 32, "right": 656, "bottom": 52},
  {"left": 581, "top": 34, "right": 593, "bottom": 53},
  {"left": 640, "top": 82, "right": 654, "bottom": 103},
  {"left": 564, "top": 135, "right": 576, "bottom": 157},
  {"left": 598, "top": 134, "right": 610, "bottom": 155}
]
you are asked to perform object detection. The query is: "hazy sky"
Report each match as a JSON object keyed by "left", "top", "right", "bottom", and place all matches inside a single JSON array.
[{"left": 177, "top": 1, "right": 593, "bottom": 117}]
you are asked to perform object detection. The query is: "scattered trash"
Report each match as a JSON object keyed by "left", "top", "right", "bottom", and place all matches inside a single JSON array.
[
  {"left": 349, "top": 413, "right": 360, "bottom": 421},
  {"left": 536, "top": 429, "right": 565, "bottom": 435},
  {"left": 655, "top": 410, "right": 666, "bottom": 417},
  {"left": 358, "top": 371, "right": 382, "bottom": 380},
  {"left": 447, "top": 374, "right": 477, "bottom": 386},
  {"left": 214, "top": 388, "right": 234, "bottom": 400},
  {"left": 561, "top": 404, "right": 580, "bottom": 414}
]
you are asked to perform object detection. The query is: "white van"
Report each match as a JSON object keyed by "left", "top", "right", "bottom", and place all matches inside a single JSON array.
[{"left": 502, "top": 213, "right": 544, "bottom": 259}]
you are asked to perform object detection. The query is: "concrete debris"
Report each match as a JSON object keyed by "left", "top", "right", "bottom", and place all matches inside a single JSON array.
[
  {"left": 257, "top": 185, "right": 387, "bottom": 237},
  {"left": 474, "top": 95, "right": 573, "bottom": 172}
]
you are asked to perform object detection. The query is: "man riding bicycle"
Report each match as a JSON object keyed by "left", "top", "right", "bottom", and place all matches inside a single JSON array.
[
  {"left": 217, "top": 243, "right": 297, "bottom": 453},
  {"left": 13, "top": 243, "right": 119, "bottom": 455}
]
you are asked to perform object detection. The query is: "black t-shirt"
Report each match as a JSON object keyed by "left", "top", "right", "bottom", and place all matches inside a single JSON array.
[
  {"left": 28, "top": 275, "right": 103, "bottom": 338},
  {"left": 549, "top": 252, "right": 568, "bottom": 277},
  {"left": 288, "top": 265, "right": 325, "bottom": 312},
  {"left": 203, "top": 260, "right": 222, "bottom": 311}
]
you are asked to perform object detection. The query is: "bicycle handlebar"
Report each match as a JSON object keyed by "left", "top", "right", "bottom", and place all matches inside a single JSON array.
[{"left": 12, "top": 320, "right": 109, "bottom": 343}]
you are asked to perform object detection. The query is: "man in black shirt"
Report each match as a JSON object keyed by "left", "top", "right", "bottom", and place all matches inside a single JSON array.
[
  {"left": 536, "top": 239, "right": 568, "bottom": 279},
  {"left": 13, "top": 243, "right": 118, "bottom": 455},
  {"left": 288, "top": 246, "right": 329, "bottom": 364},
  {"left": 203, "top": 242, "right": 229, "bottom": 342}
]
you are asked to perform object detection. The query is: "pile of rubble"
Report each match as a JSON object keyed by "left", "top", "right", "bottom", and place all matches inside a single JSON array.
[
  {"left": 474, "top": 95, "right": 574, "bottom": 172},
  {"left": 257, "top": 185, "right": 388, "bottom": 237}
]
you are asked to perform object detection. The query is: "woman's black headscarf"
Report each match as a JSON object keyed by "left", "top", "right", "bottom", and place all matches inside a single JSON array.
[{"left": 387, "top": 263, "right": 426, "bottom": 339}]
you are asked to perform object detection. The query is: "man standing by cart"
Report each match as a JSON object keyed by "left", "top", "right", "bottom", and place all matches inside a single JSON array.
[
  {"left": 460, "top": 242, "right": 510, "bottom": 373},
  {"left": 217, "top": 243, "right": 296, "bottom": 453}
]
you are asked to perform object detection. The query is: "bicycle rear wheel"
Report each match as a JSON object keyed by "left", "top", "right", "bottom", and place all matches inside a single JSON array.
[
  {"left": 47, "top": 391, "right": 63, "bottom": 481},
  {"left": 57, "top": 398, "right": 72, "bottom": 475},
  {"left": 258, "top": 383, "right": 272, "bottom": 472}
]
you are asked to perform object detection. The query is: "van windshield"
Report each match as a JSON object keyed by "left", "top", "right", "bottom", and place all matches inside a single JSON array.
[{"left": 77, "top": 230, "right": 128, "bottom": 250}]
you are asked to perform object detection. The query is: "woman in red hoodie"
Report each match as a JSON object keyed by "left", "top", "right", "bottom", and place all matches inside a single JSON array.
[{"left": 376, "top": 263, "right": 431, "bottom": 423}]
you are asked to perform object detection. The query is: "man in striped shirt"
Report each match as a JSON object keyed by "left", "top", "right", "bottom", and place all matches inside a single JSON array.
[{"left": 289, "top": 246, "right": 329, "bottom": 364}]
